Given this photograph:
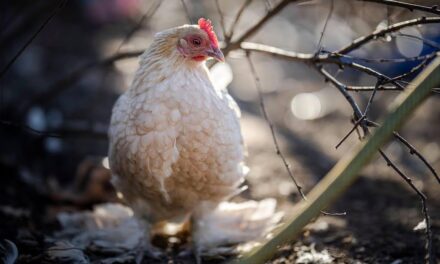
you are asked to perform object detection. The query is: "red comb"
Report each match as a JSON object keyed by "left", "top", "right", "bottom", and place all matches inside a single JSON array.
[{"left": 198, "top": 18, "right": 219, "bottom": 48}]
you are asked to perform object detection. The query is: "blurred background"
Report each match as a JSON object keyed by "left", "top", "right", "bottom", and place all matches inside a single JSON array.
[{"left": 0, "top": 0, "right": 439, "bottom": 263}]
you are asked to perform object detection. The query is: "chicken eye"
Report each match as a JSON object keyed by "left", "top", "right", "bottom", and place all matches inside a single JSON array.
[{"left": 192, "top": 38, "right": 202, "bottom": 46}]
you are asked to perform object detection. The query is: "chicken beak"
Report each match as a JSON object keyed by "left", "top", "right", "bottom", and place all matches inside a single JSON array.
[{"left": 206, "top": 46, "right": 225, "bottom": 62}]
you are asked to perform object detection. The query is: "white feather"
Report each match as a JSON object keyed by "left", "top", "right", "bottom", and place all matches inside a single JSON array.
[{"left": 192, "top": 199, "right": 283, "bottom": 252}]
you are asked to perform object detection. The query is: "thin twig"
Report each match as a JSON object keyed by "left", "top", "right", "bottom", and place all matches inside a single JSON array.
[
  {"left": 359, "top": 0, "right": 440, "bottom": 16},
  {"left": 224, "top": 0, "right": 301, "bottom": 56},
  {"left": 347, "top": 62, "right": 405, "bottom": 90},
  {"left": 336, "top": 79, "right": 384, "bottom": 149},
  {"left": 116, "top": 0, "right": 162, "bottom": 53},
  {"left": 397, "top": 33, "right": 440, "bottom": 51},
  {"left": 240, "top": 42, "right": 405, "bottom": 90},
  {"left": 315, "top": 65, "right": 368, "bottom": 132},
  {"left": 335, "top": 115, "right": 366, "bottom": 149},
  {"left": 344, "top": 58, "right": 433, "bottom": 91},
  {"left": 363, "top": 79, "right": 382, "bottom": 117},
  {"left": 346, "top": 85, "right": 401, "bottom": 91},
  {"left": 0, "top": 0, "right": 68, "bottom": 79},
  {"left": 367, "top": 120, "right": 440, "bottom": 184},
  {"left": 393, "top": 132, "right": 440, "bottom": 184},
  {"left": 180, "top": 0, "right": 193, "bottom": 24},
  {"left": 387, "top": 58, "right": 432, "bottom": 83},
  {"left": 228, "top": 0, "right": 252, "bottom": 40},
  {"left": 0, "top": 0, "right": 68, "bottom": 116},
  {"left": 378, "top": 149, "right": 433, "bottom": 264},
  {"left": 20, "top": 50, "right": 143, "bottom": 115},
  {"left": 247, "top": 53, "right": 346, "bottom": 216},
  {"left": 96, "top": 0, "right": 162, "bottom": 101},
  {"left": 0, "top": 1, "right": 54, "bottom": 50},
  {"left": 337, "top": 17, "right": 440, "bottom": 54},
  {"left": 214, "top": 0, "right": 227, "bottom": 40},
  {"left": 316, "top": 0, "right": 334, "bottom": 53},
  {"left": 0, "top": 119, "right": 108, "bottom": 139},
  {"left": 0, "top": 120, "right": 62, "bottom": 138},
  {"left": 94, "top": 0, "right": 162, "bottom": 108},
  {"left": 246, "top": 53, "right": 306, "bottom": 200},
  {"left": 19, "top": 3, "right": 162, "bottom": 115},
  {"left": 329, "top": 51, "right": 439, "bottom": 63}
]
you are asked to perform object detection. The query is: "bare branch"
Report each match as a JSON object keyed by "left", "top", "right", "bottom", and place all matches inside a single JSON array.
[
  {"left": 180, "top": 0, "right": 193, "bottom": 24},
  {"left": 116, "top": 0, "right": 162, "bottom": 52},
  {"left": 241, "top": 42, "right": 405, "bottom": 89},
  {"left": 397, "top": 33, "right": 440, "bottom": 50},
  {"left": 241, "top": 41, "right": 326, "bottom": 62},
  {"left": 0, "top": 120, "right": 62, "bottom": 138},
  {"left": 96, "top": 1, "right": 162, "bottom": 101},
  {"left": 316, "top": 0, "right": 334, "bottom": 53},
  {"left": 329, "top": 51, "right": 439, "bottom": 63},
  {"left": 386, "top": 58, "right": 432, "bottom": 83},
  {"left": 359, "top": 0, "right": 440, "bottom": 16},
  {"left": 20, "top": 50, "right": 143, "bottom": 115},
  {"left": 214, "top": 0, "right": 227, "bottom": 40},
  {"left": 0, "top": 0, "right": 68, "bottom": 80},
  {"left": 346, "top": 62, "right": 405, "bottom": 89},
  {"left": 378, "top": 149, "right": 433, "bottom": 264},
  {"left": 315, "top": 65, "right": 368, "bottom": 135},
  {"left": 346, "top": 85, "right": 402, "bottom": 91},
  {"left": 393, "top": 133, "right": 440, "bottom": 184},
  {"left": 334, "top": 79, "right": 380, "bottom": 148},
  {"left": 367, "top": 120, "right": 440, "bottom": 184},
  {"left": 0, "top": 1, "right": 55, "bottom": 50},
  {"left": 337, "top": 17, "right": 440, "bottom": 54},
  {"left": 224, "top": 0, "right": 303, "bottom": 56},
  {"left": 0, "top": 120, "right": 108, "bottom": 139},
  {"left": 335, "top": 115, "right": 366, "bottom": 149},
  {"left": 245, "top": 53, "right": 306, "bottom": 200},
  {"left": 246, "top": 53, "right": 346, "bottom": 216},
  {"left": 342, "top": 58, "right": 434, "bottom": 92},
  {"left": 363, "top": 79, "right": 382, "bottom": 116},
  {"left": 228, "top": 0, "right": 252, "bottom": 40}
]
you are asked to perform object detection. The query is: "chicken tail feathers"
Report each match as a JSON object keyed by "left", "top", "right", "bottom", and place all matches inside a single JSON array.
[{"left": 192, "top": 199, "right": 283, "bottom": 254}]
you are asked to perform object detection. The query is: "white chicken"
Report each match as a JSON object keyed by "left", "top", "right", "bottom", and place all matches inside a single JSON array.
[{"left": 108, "top": 18, "right": 279, "bottom": 259}]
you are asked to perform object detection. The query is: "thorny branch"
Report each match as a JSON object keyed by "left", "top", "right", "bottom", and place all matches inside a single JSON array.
[
  {"left": 378, "top": 149, "right": 433, "bottom": 264},
  {"left": 246, "top": 53, "right": 346, "bottom": 217},
  {"left": 336, "top": 17, "right": 440, "bottom": 54},
  {"left": 367, "top": 120, "right": 440, "bottom": 184},
  {"left": 358, "top": 0, "right": 440, "bottom": 16},
  {"left": 246, "top": 53, "right": 306, "bottom": 201},
  {"left": 335, "top": 79, "right": 381, "bottom": 149}
]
